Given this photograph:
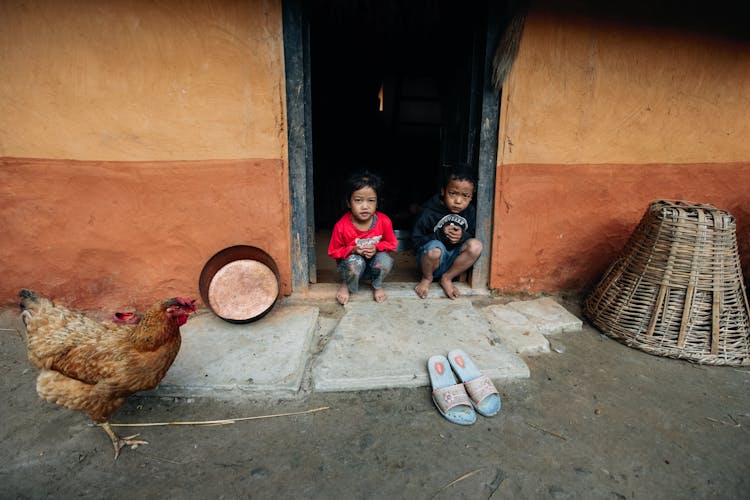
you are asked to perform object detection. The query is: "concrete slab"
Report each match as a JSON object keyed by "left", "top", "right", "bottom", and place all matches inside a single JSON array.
[
  {"left": 312, "top": 298, "right": 530, "bottom": 392},
  {"left": 153, "top": 304, "right": 319, "bottom": 398},
  {"left": 506, "top": 296, "right": 583, "bottom": 334},
  {"left": 480, "top": 297, "right": 583, "bottom": 355},
  {"left": 480, "top": 303, "right": 551, "bottom": 355}
]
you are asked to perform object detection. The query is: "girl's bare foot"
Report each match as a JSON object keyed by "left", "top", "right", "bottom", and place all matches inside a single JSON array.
[
  {"left": 415, "top": 278, "right": 432, "bottom": 299},
  {"left": 373, "top": 287, "right": 387, "bottom": 303},
  {"left": 439, "top": 276, "right": 460, "bottom": 299},
  {"left": 336, "top": 285, "right": 350, "bottom": 305}
]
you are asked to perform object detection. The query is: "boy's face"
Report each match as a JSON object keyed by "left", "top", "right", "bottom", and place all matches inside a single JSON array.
[
  {"left": 441, "top": 179, "right": 474, "bottom": 213},
  {"left": 348, "top": 186, "right": 378, "bottom": 224}
]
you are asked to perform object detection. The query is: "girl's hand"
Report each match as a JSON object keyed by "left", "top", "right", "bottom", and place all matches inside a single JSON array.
[{"left": 359, "top": 244, "right": 376, "bottom": 258}]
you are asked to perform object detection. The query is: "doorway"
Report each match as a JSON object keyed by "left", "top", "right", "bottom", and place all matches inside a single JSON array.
[{"left": 284, "top": 0, "right": 502, "bottom": 289}]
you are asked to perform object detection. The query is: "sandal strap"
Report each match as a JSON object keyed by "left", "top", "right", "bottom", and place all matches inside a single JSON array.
[
  {"left": 464, "top": 374, "right": 499, "bottom": 405},
  {"left": 432, "top": 383, "right": 472, "bottom": 413}
]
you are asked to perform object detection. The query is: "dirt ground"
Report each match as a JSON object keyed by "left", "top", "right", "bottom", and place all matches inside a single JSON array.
[{"left": 1, "top": 296, "right": 749, "bottom": 499}]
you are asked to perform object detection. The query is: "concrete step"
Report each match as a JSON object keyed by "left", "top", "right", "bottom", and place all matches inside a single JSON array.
[
  {"left": 153, "top": 305, "right": 319, "bottom": 398},
  {"left": 153, "top": 288, "right": 583, "bottom": 399},
  {"left": 312, "top": 297, "right": 529, "bottom": 392}
]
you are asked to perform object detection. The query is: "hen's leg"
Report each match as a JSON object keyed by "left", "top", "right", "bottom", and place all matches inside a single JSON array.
[{"left": 101, "top": 421, "right": 148, "bottom": 460}]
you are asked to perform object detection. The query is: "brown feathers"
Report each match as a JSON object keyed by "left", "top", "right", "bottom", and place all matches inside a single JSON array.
[{"left": 20, "top": 289, "right": 195, "bottom": 423}]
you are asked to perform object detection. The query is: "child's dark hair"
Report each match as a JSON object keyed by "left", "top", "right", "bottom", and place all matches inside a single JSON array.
[
  {"left": 344, "top": 170, "right": 383, "bottom": 200},
  {"left": 442, "top": 163, "right": 476, "bottom": 190}
]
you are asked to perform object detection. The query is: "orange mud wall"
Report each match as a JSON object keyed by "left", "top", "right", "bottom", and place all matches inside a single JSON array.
[
  {"left": 0, "top": 0, "right": 291, "bottom": 312},
  {"left": 491, "top": 4, "right": 750, "bottom": 293}
]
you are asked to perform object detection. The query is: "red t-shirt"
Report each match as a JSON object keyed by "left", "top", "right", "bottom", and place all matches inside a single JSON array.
[{"left": 327, "top": 212, "right": 398, "bottom": 260}]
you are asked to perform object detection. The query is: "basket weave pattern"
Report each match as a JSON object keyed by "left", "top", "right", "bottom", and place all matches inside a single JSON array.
[{"left": 584, "top": 200, "right": 750, "bottom": 365}]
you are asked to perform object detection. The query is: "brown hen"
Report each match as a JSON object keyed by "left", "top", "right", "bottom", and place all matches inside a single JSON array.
[{"left": 19, "top": 288, "right": 196, "bottom": 459}]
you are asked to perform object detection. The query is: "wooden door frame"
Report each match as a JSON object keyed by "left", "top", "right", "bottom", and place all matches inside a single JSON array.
[
  {"left": 283, "top": 0, "right": 315, "bottom": 288},
  {"left": 283, "top": 0, "right": 501, "bottom": 291}
]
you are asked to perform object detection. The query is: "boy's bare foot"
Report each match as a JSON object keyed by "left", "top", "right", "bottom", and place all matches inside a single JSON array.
[
  {"left": 439, "top": 276, "right": 460, "bottom": 300},
  {"left": 415, "top": 278, "right": 432, "bottom": 299},
  {"left": 336, "top": 285, "right": 350, "bottom": 305},
  {"left": 373, "top": 287, "right": 387, "bottom": 303}
]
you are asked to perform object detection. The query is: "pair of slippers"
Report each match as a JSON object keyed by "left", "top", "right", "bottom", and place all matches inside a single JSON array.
[{"left": 428, "top": 349, "right": 502, "bottom": 425}]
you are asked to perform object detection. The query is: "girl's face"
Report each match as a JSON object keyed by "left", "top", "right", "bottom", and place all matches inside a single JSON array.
[
  {"left": 348, "top": 186, "right": 378, "bottom": 225},
  {"left": 441, "top": 179, "right": 474, "bottom": 213}
]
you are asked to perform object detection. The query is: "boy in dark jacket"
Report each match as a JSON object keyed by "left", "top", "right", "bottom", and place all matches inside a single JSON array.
[{"left": 411, "top": 166, "right": 483, "bottom": 299}]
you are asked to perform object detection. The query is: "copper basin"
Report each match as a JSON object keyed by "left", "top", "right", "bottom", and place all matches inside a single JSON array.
[{"left": 198, "top": 245, "right": 280, "bottom": 323}]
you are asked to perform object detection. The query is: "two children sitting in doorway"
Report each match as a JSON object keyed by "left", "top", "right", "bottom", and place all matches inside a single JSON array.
[{"left": 328, "top": 165, "right": 482, "bottom": 304}]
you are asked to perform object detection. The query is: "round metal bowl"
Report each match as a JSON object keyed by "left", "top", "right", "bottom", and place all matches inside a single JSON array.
[{"left": 198, "top": 245, "right": 280, "bottom": 324}]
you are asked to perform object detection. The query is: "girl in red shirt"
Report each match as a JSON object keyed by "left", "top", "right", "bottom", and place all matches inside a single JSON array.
[{"left": 328, "top": 171, "right": 397, "bottom": 304}]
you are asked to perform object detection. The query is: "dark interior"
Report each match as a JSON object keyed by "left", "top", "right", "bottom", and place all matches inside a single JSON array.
[
  {"left": 309, "top": 0, "right": 488, "bottom": 282},
  {"left": 309, "top": 0, "right": 486, "bottom": 232}
]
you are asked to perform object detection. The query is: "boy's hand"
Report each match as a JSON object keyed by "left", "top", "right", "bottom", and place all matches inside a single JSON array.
[{"left": 444, "top": 224, "right": 462, "bottom": 244}]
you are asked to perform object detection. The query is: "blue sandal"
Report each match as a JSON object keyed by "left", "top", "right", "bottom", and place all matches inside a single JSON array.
[
  {"left": 448, "top": 349, "right": 502, "bottom": 417},
  {"left": 428, "top": 355, "right": 476, "bottom": 425}
]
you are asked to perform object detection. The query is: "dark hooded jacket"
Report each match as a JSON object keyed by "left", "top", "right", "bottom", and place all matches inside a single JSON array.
[{"left": 411, "top": 194, "right": 477, "bottom": 251}]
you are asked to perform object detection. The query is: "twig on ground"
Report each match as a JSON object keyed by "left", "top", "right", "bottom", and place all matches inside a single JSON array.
[
  {"left": 431, "top": 468, "right": 484, "bottom": 499},
  {"left": 486, "top": 467, "right": 505, "bottom": 499},
  {"left": 705, "top": 415, "right": 742, "bottom": 428},
  {"left": 526, "top": 422, "right": 567, "bottom": 440},
  {"left": 140, "top": 453, "right": 188, "bottom": 465},
  {"left": 106, "top": 406, "right": 330, "bottom": 428},
  {"left": 0, "top": 327, "right": 24, "bottom": 341}
]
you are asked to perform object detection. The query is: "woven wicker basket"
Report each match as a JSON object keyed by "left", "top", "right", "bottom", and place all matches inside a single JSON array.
[{"left": 584, "top": 200, "right": 750, "bottom": 365}]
